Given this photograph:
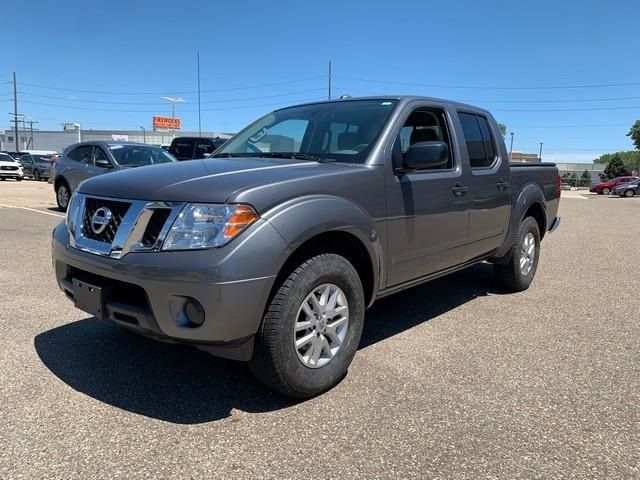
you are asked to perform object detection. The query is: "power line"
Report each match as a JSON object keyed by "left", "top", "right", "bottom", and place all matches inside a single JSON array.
[
  {"left": 19, "top": 75, "right": 326, "bottom": 95},
  {"left": 19, "top": 97, "right": 325, "bottom": 113},
  {"left": 511, "top": 124, "right": 630, "bottom": 129},
  {"left": 492, "top": 106, "right": 640, "bottom": 112},
  {"left": 334, "top": 75, "right": 640, "bottom": 90},
  {"left": 16, "top": 87, "right": 327, "bottom": 105}
]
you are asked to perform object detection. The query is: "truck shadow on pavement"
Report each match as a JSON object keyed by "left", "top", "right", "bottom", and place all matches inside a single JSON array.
[{"left": 34, "top": 263, "right": 504, "bottom": 424}]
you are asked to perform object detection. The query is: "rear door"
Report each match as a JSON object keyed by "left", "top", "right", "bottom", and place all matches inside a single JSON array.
[
  {"left": 19, "top": 155, "right": 33, "bottom": 176},
  {"left": 457, "top": 112, "right": 511, "bottom": 261}
]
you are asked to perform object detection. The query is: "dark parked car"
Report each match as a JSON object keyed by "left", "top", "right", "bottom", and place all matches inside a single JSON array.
[
  {"left": 613, "top": 181, "right": 640, "bottom": 197},
  {"left": 168, "top": 136, "right": 227, "bottom": 161},
  {"left": 19, "top": 152, "right": 57, "bottom": 181},
  {"left": 52, "top": 141, "right": 176, "bottom": 210},
  {"left": 589, "top": 176, "right": 639, "bottom": 195},
  {"left": 52, "top": 96, "right": 560, "bottom": 397}
]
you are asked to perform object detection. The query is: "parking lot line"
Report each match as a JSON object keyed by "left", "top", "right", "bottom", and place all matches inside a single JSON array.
[{"left": 0, "top": 203, "right": 64, "bottom": 218}]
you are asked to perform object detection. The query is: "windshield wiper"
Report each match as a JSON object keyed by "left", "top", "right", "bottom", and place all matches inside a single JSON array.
[
  {"left": 255, "top": 152, "right": 335, "bottom": 163},
  {"left": 212, "top": 153, "right": 249, "bottom": 158}
]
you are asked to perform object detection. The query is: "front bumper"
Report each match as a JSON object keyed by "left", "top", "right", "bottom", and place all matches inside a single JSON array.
[
  {"left": 0, "top": 171, "right": 22, "bottom": 178},
  {"left": 52, "top": 220, "right": 287, "bottom": 360}
]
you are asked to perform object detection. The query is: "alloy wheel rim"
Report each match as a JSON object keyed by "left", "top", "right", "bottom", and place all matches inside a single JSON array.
[
  {"left": 58, "top": 186, "right": 69, "bottom": 208},
  {"left": 294, "top": 283, "right": 349, "bottom": 369},
  {"left": 519, "top": 232, "right": 536, "bottom": 276}
]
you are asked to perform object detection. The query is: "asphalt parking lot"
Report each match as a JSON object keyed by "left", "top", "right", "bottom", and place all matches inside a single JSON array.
[{"left": 0, "top": 182, "right": 638, "bottom": 479}]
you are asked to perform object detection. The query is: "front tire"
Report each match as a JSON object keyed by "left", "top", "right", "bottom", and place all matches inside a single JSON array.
[
  {"left": 33, "top": 170, "right": 41, "bottom": 181},
  {"left": 249, "top": 253, "right": 365, "bottom": 398},
  {"left": 624, "top": 189, "right": 635, "bottom": 198},
  {"left": 494, "top": 216, "right": 541, "bottom": 292},
  {"left": 16, "top": 177, "right": 22, "bottom": 181},
  {"left": 602, "top": 187, "right": 611, "bottom": 195}
]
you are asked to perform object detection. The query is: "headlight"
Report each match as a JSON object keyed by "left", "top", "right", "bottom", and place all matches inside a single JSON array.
[
  {"left": 162, "top": 203, "right": 258, "bottom": 250},
  {"left": 65, "top": 192, "right": 81, "bottom": 234}
]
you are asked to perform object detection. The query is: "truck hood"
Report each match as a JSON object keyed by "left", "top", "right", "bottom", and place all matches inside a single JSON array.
[
  {"left": 0, "top": 160, "right": 21, "bottom": 167},
  {"left": 77, "top": 157, "right": 360, "bottom": 208}
]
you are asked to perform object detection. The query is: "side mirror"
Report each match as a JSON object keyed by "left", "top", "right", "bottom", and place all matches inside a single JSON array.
[
  {"left": 403, "top": 141, "right": 449, "bottom": 170},
  {"left": 95, "top": 159, "right": 113, "bottom": 169},
  {"left": 202, "top": 152, "right": 212, "bottom": 158}
]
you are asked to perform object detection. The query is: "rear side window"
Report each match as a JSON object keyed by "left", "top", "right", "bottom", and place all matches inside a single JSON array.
[
  {"left": 458, "top": 112, "right": 497, "bottom": 169},
  {"left": 68, "top": 145, "right": 94, "bottom": 164}
]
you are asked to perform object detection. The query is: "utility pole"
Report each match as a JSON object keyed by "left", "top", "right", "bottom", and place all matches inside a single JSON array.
[
  {"left": 197, "top": 51, "right": 202, "bottom": 137},
  {"left": 509, "top": 132, "right": 514, "bottom": 160},
  {"left": 328, "top": 61, "right": 332, "bottom": 100},
  {"left": 26, "top": 119, "right": 38, "bottom": 149},
  {"left": 539, "top": 142, "right": 543, "bottom": 162},
  {"left": 13, "top": 72, "right": 19, "bottom": 154}
]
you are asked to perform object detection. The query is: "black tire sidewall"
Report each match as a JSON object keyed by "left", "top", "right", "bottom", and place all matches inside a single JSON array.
[
  {"left": 262, "top": 254, "right": 365, "bottom": 396},
  {"left": 512, "top": 217, "right": 541, "bottom": 288},
  {"left": 625, "top": 189, "right": 634, "bottom": 197},
  {"left": 56, "top": 183, "right": 70, "bottom": 210}
]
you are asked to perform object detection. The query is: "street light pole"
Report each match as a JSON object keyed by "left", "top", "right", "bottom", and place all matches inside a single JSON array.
[
  {"left": 140, "top": 126, "right": 146, "bottom": 143},
  {"left": 539, "top": 142, "right": 543, "bottom": 162},
  {"left": 509, "top": 132, "right": 514, "bottom": 160},
  {"left": 161, "top": 96, "right": 186, "bottom": 139}
]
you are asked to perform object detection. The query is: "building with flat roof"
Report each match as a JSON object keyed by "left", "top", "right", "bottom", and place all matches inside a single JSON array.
[{"left": 0, "top": 128, "right": 233, "bottom": 154}]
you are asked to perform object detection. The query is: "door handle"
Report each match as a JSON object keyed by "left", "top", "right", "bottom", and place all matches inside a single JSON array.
[
  {"left": 452, "top": 184, "right": 469, "bottom": 197},
  {"left": 497, "top": 180, "right": 509, "bottom": 191}
]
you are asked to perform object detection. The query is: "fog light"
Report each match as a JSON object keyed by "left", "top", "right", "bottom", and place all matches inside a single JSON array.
[{"left": 184, "top": 298, "right": 205, "bottom": 326}]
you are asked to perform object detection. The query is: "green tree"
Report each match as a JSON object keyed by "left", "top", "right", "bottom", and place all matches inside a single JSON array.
[
  {"left": 604, "top": 154, "right": 628, "bottom": 179},
  {"left": 497, "top": 123, "right": 507, "bottom": 137},
  {"left": 595, "top": 150, "right": 640, "bottom": 174},
  {"left": 580, "top": 169, "right": 592, "bottom": 187},
  {"left": 627, "top": 120, "right": 640, "bottom": 150}
]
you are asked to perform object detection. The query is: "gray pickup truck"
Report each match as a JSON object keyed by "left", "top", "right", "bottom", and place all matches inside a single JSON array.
[{"left": 52, "top": 97, "right": 560, "bottom": 397}]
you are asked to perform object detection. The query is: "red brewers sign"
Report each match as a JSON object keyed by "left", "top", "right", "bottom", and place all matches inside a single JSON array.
[{"left": 153, "top": 116, "right": 181, "bottom": 130}]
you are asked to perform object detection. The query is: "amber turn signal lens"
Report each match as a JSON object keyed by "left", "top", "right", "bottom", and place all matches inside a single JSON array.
[{"left": 223, "top": 204, "right": 259, "bottom": 239}]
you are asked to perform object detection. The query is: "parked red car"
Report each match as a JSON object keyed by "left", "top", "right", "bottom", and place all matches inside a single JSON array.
[{"left": 589, "top": 176, "right": 640, "bottom": 194}]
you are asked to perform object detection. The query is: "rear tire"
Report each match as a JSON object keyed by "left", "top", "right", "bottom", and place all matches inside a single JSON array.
[
  {"left": 56, "top": 181, "right": 71, "bottom": 211},
  {"left": 249, "top": 253, "right": 365, "bottom": 398},
  {"left": 494, "top": 216, "right": 541, "bottom": 292},
  {"left": 624, "top": 189, "right": 635, "bottom": 198},
  {"left": 33, "top": 170, "right": 41, "bottom": 181},
  {"left": 16, "top": 177, "right": 22, "bottom": 181},
  {"left": 0, "top": 177, "right": 5, "bottom": 181},
  {"left": 602, "top": 187, "right": 610, "bottom": 195}
]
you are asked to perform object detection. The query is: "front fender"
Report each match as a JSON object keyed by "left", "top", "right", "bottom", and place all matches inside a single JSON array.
[{"left": 262, "top": 194, "right": 383, "bottom": 299}]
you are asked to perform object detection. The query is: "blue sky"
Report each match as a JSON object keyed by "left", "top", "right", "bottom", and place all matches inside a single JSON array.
[{"left": 1, "top": 0, "right": 639, "bottom": 163}]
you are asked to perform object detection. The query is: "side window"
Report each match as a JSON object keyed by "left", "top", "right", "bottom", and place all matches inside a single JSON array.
[
  {"left": 171, "top": 140, "right": 195, "bottom": 159},
  {"left": 20, "top": 155, "right": 32, "bottom": 164},
  {"left": 195, "top": 141, "right": 215, "bottom": 158},
  {"left": 68, "top": 145, "right": 94, "bottom": 164},
  {"left": 394, "top": 108, "right": 453, "bottom": 170},
  {"left": 458, "top": 113, "right": 497, "bottom": 169},
  {"left": 93, "top": 147, "right": 109, "bottom": 165}
]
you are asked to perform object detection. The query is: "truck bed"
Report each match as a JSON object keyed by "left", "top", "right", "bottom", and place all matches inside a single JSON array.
[{"left": 510, "top": 162, "right": 560, "bottom": 232}]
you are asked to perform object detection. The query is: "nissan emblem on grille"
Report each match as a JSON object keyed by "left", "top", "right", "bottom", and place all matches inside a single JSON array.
[{"left": 91, "top": 207, "right": 113, "bottom": 235}]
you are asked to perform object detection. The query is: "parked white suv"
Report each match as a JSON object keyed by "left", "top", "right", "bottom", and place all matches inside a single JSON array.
[{"left": 0, "top": 153, "right": 23, "bottom": 181}]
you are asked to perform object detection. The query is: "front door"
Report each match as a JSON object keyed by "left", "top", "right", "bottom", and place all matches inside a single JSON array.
[
  {"left": 385, "top": 105, "right": 470, "bottom": 287},
  {"left": 85, "top": 145, "right": 112, "bottom": 179}
]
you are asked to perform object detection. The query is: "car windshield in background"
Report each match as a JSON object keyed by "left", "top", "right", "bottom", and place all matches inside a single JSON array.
[
  {"left": 0, "top": 153, "right": 16, "bottom": 162},
  {"left": 214, "top": 99, "right": 399, "bottom": 163},
  {"left": 109, "top": 145, "right": 176, "bottom": 167}
]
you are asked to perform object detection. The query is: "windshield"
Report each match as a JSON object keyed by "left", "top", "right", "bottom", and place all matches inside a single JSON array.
[
  {"left": 109, "top": 145, "right": 176, "bottom": 167},
  {"left": 214, "top": 99, "right": 399, "bottom": 163},
  {"left": 0, "top": 153, "right": 16, "bottom": 162}
]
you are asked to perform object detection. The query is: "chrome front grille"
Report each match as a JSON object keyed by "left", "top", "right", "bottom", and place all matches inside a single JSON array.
[
  {"left": 1, "top": 165, "right": 19, "bottom": 171},
  {"left": 81, "top": 198, "right": 131, "bottom": 243},
  {"left": 69, "top": 194, "right": 184, "bottom": 258}
]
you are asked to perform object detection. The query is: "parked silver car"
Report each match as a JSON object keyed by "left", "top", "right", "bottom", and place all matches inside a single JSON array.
[{"left": 52, "top": 141, "right": 176, "bottom": 210}]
